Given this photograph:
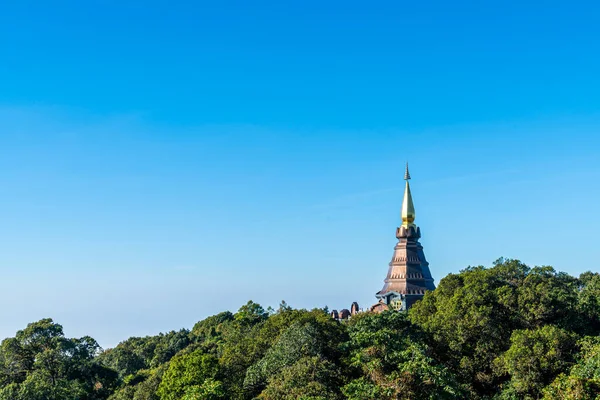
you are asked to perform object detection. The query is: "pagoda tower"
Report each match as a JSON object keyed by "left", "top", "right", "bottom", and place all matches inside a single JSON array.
[{"left": 373, "top": 164, "right": 435, "bottom": 311}]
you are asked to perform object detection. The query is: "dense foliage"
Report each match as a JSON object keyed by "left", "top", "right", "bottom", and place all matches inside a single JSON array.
[{"left": 2, "top": 259, "right": 600, "bottom": 399}]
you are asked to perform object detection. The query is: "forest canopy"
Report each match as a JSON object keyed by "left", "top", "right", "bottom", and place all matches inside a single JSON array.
[{"left": 1, "top": 258, "right": 600, "bottom": 400}]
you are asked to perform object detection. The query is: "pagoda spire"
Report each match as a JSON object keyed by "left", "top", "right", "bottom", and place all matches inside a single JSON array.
[
  {"left": 373, "top": 163, "right": 435, "bottom": 312},
  {"left": 401, "top": 163, "right": 416, "bottom": 228}
]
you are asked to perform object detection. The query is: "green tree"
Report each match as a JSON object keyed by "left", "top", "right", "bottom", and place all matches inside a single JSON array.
[
  {"left": 0, "top": 319, "right": 117, "bottom": 400},
  {"left": 517, "top": 266, "right": 579, "bottom": 330},
  {"left": 191, "top": 312, "right": 234, "bottom": 344},
  {"left": 234, "top": 301, "right": 269, "bottom": 327},
  {"left": 219, "top": 306, "right": 345, "bottom": 400},
  {"left": 343, "top": 311, "right": 463, "bottom": 400},
  {"left": 244, "top": 322, "right": 324, "bottom": 392},
  {"left": 181, "top": 378, "right": 226, "bottom": 400},
  {"left": 497, "top": 325, "right": 577, "bottom": 399},
  {"left": 409, "top": 262, "right": 522, "bottom": 395},
  {"left": 345, "top": 310, "right": 417, "bottom": 375},
  {"left": 577, "top": 272, "right": 600, "bottom": 334},
  {"left": 107, "top": 365, "right": 167, "bottom": 400},
  {"left": 260, "top": 356, "right": 342, "bottom": 400},
  {"left": 542, "top": 337, "right": 600, "bottom": 399},
  {"left": 99, "top": 330, "right": 190, "bottom": 379},
  {"left": 157, "top": 349, "right": 222, "bottom": 400}
]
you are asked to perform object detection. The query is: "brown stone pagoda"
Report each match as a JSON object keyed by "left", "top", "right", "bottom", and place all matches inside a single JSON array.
[{"left": 371, "top": 164, "right": 435, "bottom": 312}]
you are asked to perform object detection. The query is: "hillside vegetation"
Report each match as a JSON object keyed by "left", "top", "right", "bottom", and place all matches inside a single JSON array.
[{"left": 2, "top": 259, "right": 600, "bottom": 399}]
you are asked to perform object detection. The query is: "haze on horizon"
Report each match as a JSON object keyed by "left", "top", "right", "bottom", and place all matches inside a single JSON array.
[{"left": 1, "top": 1, "right": 599, "bottom": 347}]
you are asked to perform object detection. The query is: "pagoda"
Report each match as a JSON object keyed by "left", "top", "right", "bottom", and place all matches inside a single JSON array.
[{"left": 371, "top": 164, "right": 435, "bottom": 312}]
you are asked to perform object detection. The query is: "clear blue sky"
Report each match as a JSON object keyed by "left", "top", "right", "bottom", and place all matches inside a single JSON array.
[{"left": 1, "top": 1, "right": 599, "bottom": 347}]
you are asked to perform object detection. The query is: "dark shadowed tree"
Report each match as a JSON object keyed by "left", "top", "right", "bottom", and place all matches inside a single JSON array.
[{"left": 496, "top": 325, "right": 578, "bottom": 399}]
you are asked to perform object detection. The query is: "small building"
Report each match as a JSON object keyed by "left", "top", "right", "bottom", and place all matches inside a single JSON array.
[{"left": 330, "top": 303, "right": 360, "bottom": 321}]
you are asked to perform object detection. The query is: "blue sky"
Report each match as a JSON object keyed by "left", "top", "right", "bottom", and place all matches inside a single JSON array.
[{"left": 0, "top": 1, "right": 599, "bottom": 346}]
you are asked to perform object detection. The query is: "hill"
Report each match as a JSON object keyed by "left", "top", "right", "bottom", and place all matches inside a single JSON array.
[{"left": 1, "top": 258, "right": 599, "bottom": 399}]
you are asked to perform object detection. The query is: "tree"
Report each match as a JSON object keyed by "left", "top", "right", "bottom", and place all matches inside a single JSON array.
[
  {"left": 0, "top": 319, "right": 117, "bottom": 400},
  {"left": 106, "top": 365, "right": 167, "bottom": 400},
  {"left": 191, "top": 312, "right": 234, "bottom": 344},
  {"left": 517, "top": 266, "right": 579, "bottom": 330},
  {"left": 542, "top": 337, "right": 600, "bottom": 399},
  {"left": 345, "top": 310, "right": 417, "bottom": 374},
  {"left": 408, "top": 258, "right": 588, "bottom": 397},
  {"left": 181, "top": 379, "right": 225, "bottom": 400},
  {"left": 260, "top": 356, "right": 342, "bottom": 400},
  {"left": 244, "top": 322, "right": 324, "bottom": 392},
  {"left": 156, "top": 349, "right": 222, "bottom": 400},
  {"left": 99, "top": 330, "right": 191, "bottom": 379},
  {"left": 343, "top": 312, "right": 464, "bottom": 400},
  {"left": 577, "top": 272, "right": 600, "bottom": 335},
  {"left": 0, "top": 260, "right": 594, "bottom": 400},
  {"left": 234, "top": 301, "right": 269, "bottom": 327},
  {"left": 409, "top": 262, "right": 520, "bottom": 395},
  {"left": 497, "top": 325, "right": 577, "bottom": 399}
]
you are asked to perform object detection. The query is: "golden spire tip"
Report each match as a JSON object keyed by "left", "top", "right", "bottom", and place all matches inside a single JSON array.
[{"left": 401, "top": 163, "right": 415, "bottom": 227}]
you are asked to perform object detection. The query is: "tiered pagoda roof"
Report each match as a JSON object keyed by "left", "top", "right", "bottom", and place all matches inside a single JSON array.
[{"left": 374, "top": 164, "right": 435, "bottom": 311}]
